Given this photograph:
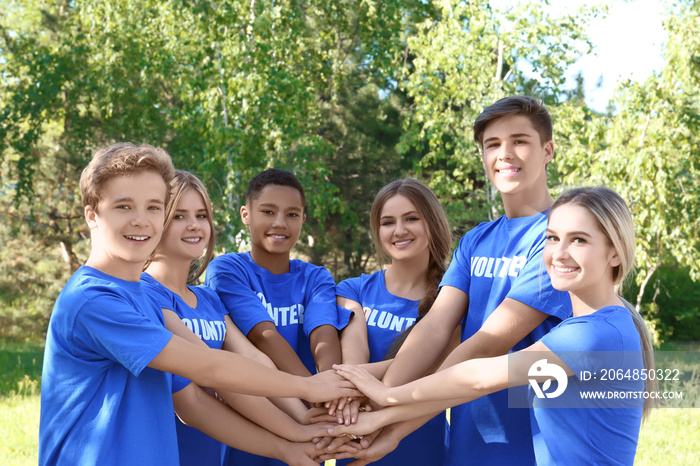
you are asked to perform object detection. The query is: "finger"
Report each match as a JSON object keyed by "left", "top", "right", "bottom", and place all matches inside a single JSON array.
[
  {"left": 358, "top": 427, "right": 382, "bottom": 449},
  {"left": 314, "top": 436, "right": 334, "bottom": 450},
  {"left": 327, "top": 398, "right": 339, "bottom": 416},
  {"left": 309, "top": 413, "right": 337, "bottom": 424}
]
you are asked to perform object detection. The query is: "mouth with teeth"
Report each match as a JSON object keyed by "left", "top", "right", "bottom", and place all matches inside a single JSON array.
[
  {"left": 125, "top": 235, "right": 149, "bottom": 242},
  {"left": 552, "top": 264, "right": 579, "bottom": 274},
  {"left": 393, "top": 239, "right": 413, "bottom": 248},
  {"left": 497, "top": 167, "right": 520, "bottom": 175},
  {"left": 182, "top": 237, "right": 203, "bottom": 244},
  {"left": 268, "top": 234, "right": 288, "bottom": 242}
]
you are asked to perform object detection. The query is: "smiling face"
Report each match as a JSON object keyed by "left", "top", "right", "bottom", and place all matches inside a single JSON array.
[
  {"left": 85, "top": 171, "right": 167, "bottom": 280},
  {"left": 378, "top": 194, "right": 430, "bottom": 264},
  {"left": 158, "top": 189, "right": 211, "bottom": 263},
  {"left": 481, "top": 114, "right": 554, "bottom": 203},
  {"left": 241, "top": 184, "right": 306, "bottom": 261},
  {"left": 544, "top": 203, "right": 621, "bottom": 302}
]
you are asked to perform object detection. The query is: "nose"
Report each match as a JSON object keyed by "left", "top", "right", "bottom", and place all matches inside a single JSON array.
[
  {"left": 131, "top": 208, "right": 150, "bottom": 227},
  {"left": 552, "top": 242, "right": 570, "bottom": 261},
  {"left": 395, "top": 220, "right": 408, "bottom": 236},
  {"left": 271, "top": 213, "right": 286, "bottom": 228},
  {"left": 187, "top": 216, "right": 201, "bottom": 230},
  {"left": 498, "top": 142, "right": 514, "bottom": 161}
]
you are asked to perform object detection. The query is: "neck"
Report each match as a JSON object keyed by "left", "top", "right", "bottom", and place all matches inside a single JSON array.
[
  {"left": 501, "top": 180, "right": 554, "bottom": 218},
  {"left": 249, "top": 249, "right": 291, "bottom": 275},
  {"left": 384, "top": 253, "right": 430, "bottom": 301},
  {"left": 145, "top": 256, "right": 192, "bottom": 297},
  {"left": 570, "top": 287, "right": 623, "bottom": 318},
  {"left": 85, "top": 255, "right": 143, "bottom": 282}
]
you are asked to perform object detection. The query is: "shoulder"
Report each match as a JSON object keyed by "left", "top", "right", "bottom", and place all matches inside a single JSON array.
[
  {"left": 544, "top": 306, "right": 633, "bottom": 352},
  {"left": 291, "top": 259, "right": 334, "bottom": 280}
]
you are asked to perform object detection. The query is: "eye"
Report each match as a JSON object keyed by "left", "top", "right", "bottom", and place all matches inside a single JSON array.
[
  {"left": 261, "top": 209, "right": 274, "bottom": 215},
  {"left": 173, "top": 214, "right": 184, "bottom": 219},
  {"left": 546, "top": 234, "right": 559, "bottom": 242},
  {"left": 513, "top": 139, "right": 527, "bottom": 145},
  {"left": 381, "top": 220, "right": 395, "bottom": 226},
  {"left": 288, "top": 212, "right": 299, "bottom": 218},
  {"left": 116, "top": 204, "right": 130, "bottom": 210},
  {"left": 572, "top": 237, "right": 587, "bottom": 244},
  {"left": 485, "top": 142, "right": 499, "bottom": 150},
  {"left": 148, "top": 205, "right": 162, "bottom": 211},
  {"left": 406, "top": 216, "right": 420, "bottom": 222},
  {"left": 196, "top": 213, "right": 208, "bottom": 219}
]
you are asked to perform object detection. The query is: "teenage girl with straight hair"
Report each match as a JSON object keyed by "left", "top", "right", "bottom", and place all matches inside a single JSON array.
[
  {"left": 330, "top": 187, "right": 656, "bottom": 465},
  {"left": 143, "top": 170, "right": 336, "bottom": 465},
  {"left": 334, "top": 178, "right": 458, "bottom": 465}
]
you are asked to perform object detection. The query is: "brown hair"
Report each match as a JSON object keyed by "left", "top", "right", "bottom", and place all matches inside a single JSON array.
[
  {"left": 80, "top": 142, "right": 175, "bottom": 211},
  {"left": 550, "top": 186, "right": 656, "bottom": 418},
  {"left": 473, "top": 96, "right": 553, "bottom": 149},
  {"left": 369, "top": 179, "right": 452, "bottom": 360}
]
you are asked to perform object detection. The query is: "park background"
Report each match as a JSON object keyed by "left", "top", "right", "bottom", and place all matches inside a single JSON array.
[{"left": 1, "top": 0, "right": 698, "bottom": 463}]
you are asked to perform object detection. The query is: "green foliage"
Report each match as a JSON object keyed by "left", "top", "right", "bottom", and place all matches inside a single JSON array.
[{"left": 0, "top": 0, "right": 698, "bottom": 340}]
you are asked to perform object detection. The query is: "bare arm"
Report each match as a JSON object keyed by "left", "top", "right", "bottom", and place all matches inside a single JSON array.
[
  {"left": 173, "top": 383, "right": 322, "bottom": 465},
  {"left": 382, "top": 286, "right": 468, "bottom": 386},
  {"left": 247, "top": 321, "right": 313, "bottom": 377},
  {"left": 437, "top": 298, "right": 549, "bottom": 369},
  {"left": 310, "top": 324, "right": 343, "bottom": 372},
  {"left": 148, "top": 334, "right": 359, "bottom": 402},
  {"left": 338, "top": 297, "right": 369, "bottom": 365}
]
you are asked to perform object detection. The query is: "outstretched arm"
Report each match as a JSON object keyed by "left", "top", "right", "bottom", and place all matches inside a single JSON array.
[
  {"left": 149, "top": 334, "right": 360, "bottom": 402},
  {"left": 382, "top": 286, "right": 467, "bottom": 386},
  {"left": 248, "top": 321, "right": 313, "bottom": 377},
  {"left": 173, "top": 383, "right": 323, "bottom": 466}
]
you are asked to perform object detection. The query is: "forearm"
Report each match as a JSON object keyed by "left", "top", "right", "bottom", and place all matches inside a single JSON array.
[
  {"left": 250, "top": 325, "right": 312, "bottom": 376},
  {"left": 338, "top": 298, "right": 369, "bottom": 364},
  {"left": 217, "top": 390, "right": 316, "bottom": 442},
  {"left": 382, "top": 318, "right": 452, "bottom": 386},
  {"left": 173, "top": 385, "right": 291, "bottom": 461},
  {"left": 310, "top": 324, "right": 342, "bottom": 372}
]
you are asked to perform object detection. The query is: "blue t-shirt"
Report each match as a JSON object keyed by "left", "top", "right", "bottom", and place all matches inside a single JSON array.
[
  {"left": 205, "top": 251, "right": 350, "bottom": 373},
  {"left": 532, "top": 305, "right": 644, "bottom": 465},
  {"left": 336, "top": 270, "right": 449, "bottom": 466},
  {"left": 440, "top": 212, "right": 572, "bottom": 465},
  {"left": 39, "top": 266, "right": 177, "bottom": 466},
  {"left": 142, "top": 273, "right": 228, "bottom": 466},
  {"left": 206, "top": 252, "right": 351, "bottom": 466}
]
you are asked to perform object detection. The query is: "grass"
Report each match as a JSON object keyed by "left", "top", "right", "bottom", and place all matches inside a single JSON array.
[
  {"left": 0, "top": 339, "right": 697, "bottom": 465},
  {"left": 0, "top": 340, "right": 42, "bottom": 466}
]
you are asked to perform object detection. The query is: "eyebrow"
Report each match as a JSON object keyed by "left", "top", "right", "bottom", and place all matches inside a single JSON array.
[
  {"left": 546, "top": 228, "right": 593, "bottom": 238},
  {"left": 483, "top": 132, "right": 534, "bottom": 145},
  {"left": 380, "top": 211, "right": 419, "bottom": 220},
  {"left": 258, "top": 202, "right": 302, "bottom": 212}
]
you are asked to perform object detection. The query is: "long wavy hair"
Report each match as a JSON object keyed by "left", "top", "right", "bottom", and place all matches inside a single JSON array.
[{"left": 369, "top": 179, "right": 452, "bottom": 358}]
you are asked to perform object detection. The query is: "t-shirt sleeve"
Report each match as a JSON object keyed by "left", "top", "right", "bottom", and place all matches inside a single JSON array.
[
  {"left": 439, "top": 233, "right": 473, "bottom": 293},
  {"left": 303, "top": 267, "right": 350, "bottom": 335},
  {"left": 206, "top": 256, "right": 274, "bottom": 336},
  {"left": 541, "top": 318, "right": 625, "bottom": 376},
  {"left": 72, "top": 293, "right": 173, "bottom": 377},
  {"left": 336, "top": 277, "right": 362, "bottom": 302},
  {"left": 506, "top": 239, "right": 571, "bottom": 321}
]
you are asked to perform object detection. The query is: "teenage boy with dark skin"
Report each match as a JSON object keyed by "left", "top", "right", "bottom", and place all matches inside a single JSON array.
[
  {"left": 205, "top": 168, "right": 354, "bottom": 465},
  {"left": 324, "top": 96, "right": 572, "bottom": 465},
  {"left": 39, "top": 143, "right": 358, "bottom": 466}
]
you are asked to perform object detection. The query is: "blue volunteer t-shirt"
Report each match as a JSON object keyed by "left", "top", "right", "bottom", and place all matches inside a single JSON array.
[
  {"left": 532, "top": 305, "right": 644, "bottom": 465},
  {"left": 337, "top": 270, "right": 419, "bottom": 361},
  {"left": 336, "top": 270, "right": 449, "bottom": 466},
  {"left": 205, "top": 251, "right": 350, "bottom": 373},
  {"left": 206, "top": 252, "right": 352, "bottom": 466},
  {"left": 39, "top": 266, "right": 177, "bottom": 466},
  {"left": 440, "top": 212, "right": 572, "bottom": 466},
  {"left": 142, "top": 273, "right": 228, "bottom": 466}
]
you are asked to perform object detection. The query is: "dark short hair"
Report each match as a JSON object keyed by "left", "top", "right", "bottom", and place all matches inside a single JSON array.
[
  {"left": 246, "top": 168, "right": 306, "bottom": 210},
  {"left": 473, "top": 96, "right": 553, "bottom": 148}
]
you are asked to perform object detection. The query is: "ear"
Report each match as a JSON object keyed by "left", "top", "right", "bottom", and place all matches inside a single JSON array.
[
  {"left": 302, "top": 212, "right": 307, "bottom": 224},
  {"left": 543, "top": 140, "right": 554, "bottom": 164},
  {"left": 85, "top": 205, "right": 98, "bottom": 230},
  {"left": 240, "top": 205, "right": 250, "bottom": 226},
  {"left": 608, "top": 248, "right": 622, "bottom": 268}
]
